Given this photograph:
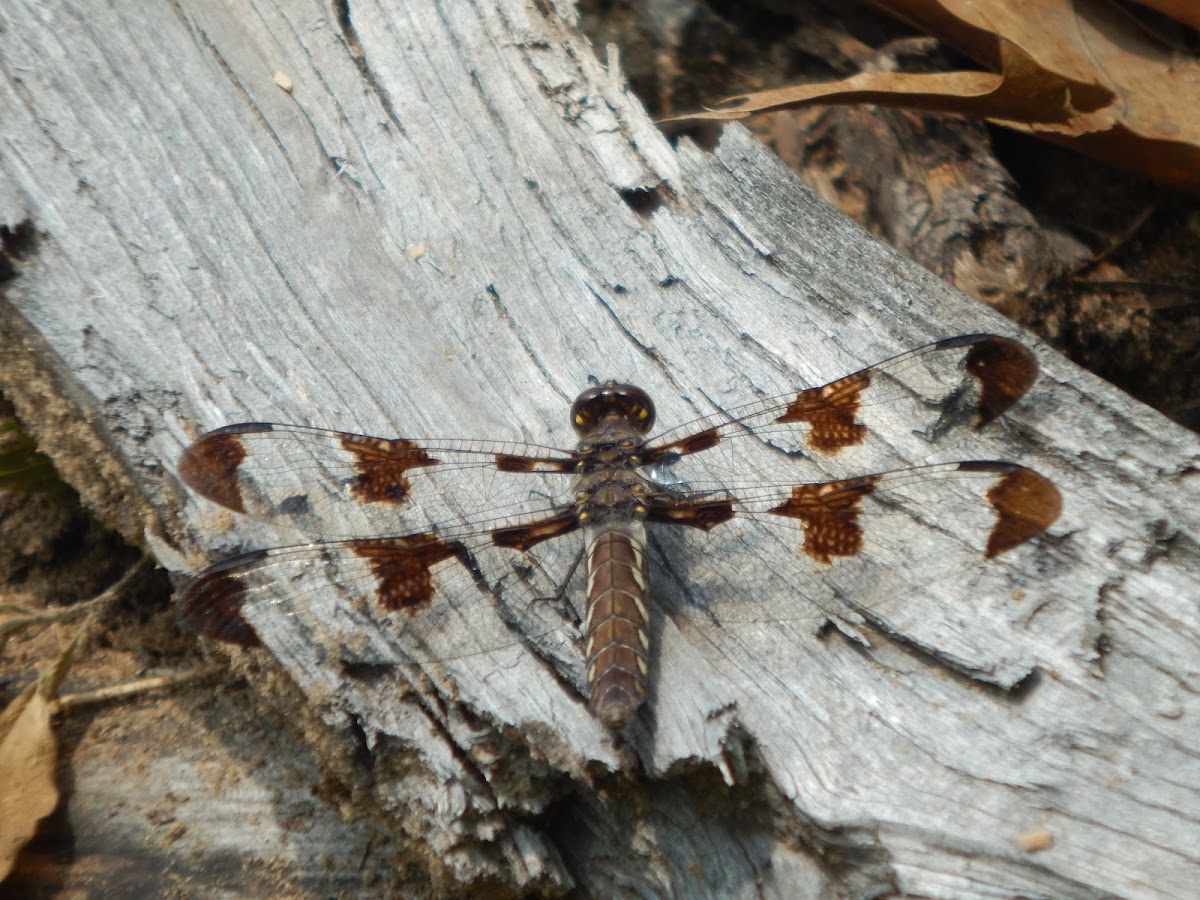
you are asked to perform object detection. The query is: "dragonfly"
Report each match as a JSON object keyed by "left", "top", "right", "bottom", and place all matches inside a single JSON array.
[{"left": 176, "top": 334, "right": 1062, "bottom": 729}]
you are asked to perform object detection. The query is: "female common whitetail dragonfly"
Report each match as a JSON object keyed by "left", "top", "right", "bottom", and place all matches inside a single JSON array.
[{"left": 177, "top": 334, "right": 1061, "bottom": 730}]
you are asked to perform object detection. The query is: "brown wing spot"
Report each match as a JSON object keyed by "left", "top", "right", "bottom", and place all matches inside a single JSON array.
[
  {"left": 768, "top": 476, "right": 880, "bottom": 564},
  {"left": 643, "top": 427, "right": 721, "bottom": 463},
  {"left": 492, "top": 512, "right": 581, "bottom": 552},
  {"left": 340, "top": 435, "right": 438, "bottom": 504},
  {"left": 351, "top": 535, "right": 460, "bottom": 611},
  {"left": 179, "top": 429, "right": 260, "bottom": 513},
  {"left": 644, "top": 498, "right": 735, "bottom": 531},
  {"left": 977, "top": 465, "right": 1062, "bottom": 558},
  {"left": 494, "top": 454, "right": 575, "bottom": 473},
  {"left": 176, "top": 552, "right": 265, "bottom": 647},
  {"left": 777, "top": 371, "right": 872, "bottom": 454},
  {"left": 964, "top": 337, "right": 1038, "bottom": 427}
]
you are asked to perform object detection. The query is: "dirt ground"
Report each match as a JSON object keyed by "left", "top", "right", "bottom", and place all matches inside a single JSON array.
[{"left": 2, "top": 1, "right": 1197, "bottom": 893}]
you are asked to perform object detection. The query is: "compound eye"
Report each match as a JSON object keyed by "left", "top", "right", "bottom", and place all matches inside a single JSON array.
[
  {"left": 570, "top": 383, "right": 656, "bottom": 434},
  {"left": 628, "top": 397, "right": 655, "bottom": 433}
]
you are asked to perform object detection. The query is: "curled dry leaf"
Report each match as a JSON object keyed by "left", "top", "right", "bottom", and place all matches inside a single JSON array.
[
  {"left": 0, "top": 689, "right": 58, "bottom": 880},
  {"left": 662, "top": 0, "right": 1200, "bottom": 192},
  {"left": 0, "top": 621, "right": 84, "bottom": 880}
]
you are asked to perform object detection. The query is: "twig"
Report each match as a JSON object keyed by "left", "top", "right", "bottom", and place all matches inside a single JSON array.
[
  {"left": 0, "top": 556, "right": 153, "bottom": 639},
  {"left": 53, "top": 665, "right": 227, "bottom": 711}
]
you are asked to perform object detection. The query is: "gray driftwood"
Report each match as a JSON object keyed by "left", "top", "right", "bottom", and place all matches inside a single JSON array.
[{"left": 2, "top": 1, "right": 1198, "bottom": 897}]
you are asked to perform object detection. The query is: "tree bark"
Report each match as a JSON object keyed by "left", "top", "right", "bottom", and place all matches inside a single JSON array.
[{"left": 1, "top": 0, "right": 1197, "bottom": 896}]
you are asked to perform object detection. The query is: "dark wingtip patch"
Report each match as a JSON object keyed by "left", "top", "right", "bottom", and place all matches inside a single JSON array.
[
  {"left": 176, "top": 565, "right": 262, "bottom": 647},
  {"left": 983, "top": 466, "right": 1062, "bottom": 558},
  {"left": 179, "top": 431, "right": 252, "bottom": 513},
  {"left": 964, "top": 337, "right": 1039, "bottom": 427}
]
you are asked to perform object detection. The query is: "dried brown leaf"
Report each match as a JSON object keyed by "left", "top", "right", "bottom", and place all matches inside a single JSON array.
[
  {"left": 0, "top": 622, "right": 85, "bottom": 880},
  {"left": 664, "top": 0, "right": 1200, "bottom": 191},
  {"left": 0, "top": 688, "right": 58, "bottom": 880}
]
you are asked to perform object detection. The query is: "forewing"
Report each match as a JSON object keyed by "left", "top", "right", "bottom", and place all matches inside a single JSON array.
[
  {"left": 178, "top": 424, "right": 577, "bottom": 539},
  {"left": 644, "top": 334, "right": 1038, "bottom": 484}
]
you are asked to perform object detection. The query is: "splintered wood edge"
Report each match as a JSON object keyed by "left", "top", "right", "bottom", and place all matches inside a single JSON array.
[{"left": 0, "top": 305, "right": 167, "bottom": 548}]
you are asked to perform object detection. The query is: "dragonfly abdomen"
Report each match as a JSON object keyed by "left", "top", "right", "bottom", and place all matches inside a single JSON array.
[{"left": 584, "top": 526, "right": 651, "bottom": 729}]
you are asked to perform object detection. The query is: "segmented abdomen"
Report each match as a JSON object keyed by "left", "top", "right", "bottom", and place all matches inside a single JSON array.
[{"left": 584, "top": 526, "right": 651, "bottom": 729}]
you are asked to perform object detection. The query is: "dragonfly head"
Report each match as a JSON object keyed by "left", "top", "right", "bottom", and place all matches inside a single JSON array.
[{"left": 571, "top": 382, "right": 656, "bottom": 436}]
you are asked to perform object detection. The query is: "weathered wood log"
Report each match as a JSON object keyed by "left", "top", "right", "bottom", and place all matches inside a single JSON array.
[{"left": 2, "top": 0, "right": 1197, "bottom": 896}]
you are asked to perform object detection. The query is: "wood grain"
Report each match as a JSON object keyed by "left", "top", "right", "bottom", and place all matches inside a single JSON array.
[{"left": 2, "top": 0, "right": 1198, "bottom": 896}]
